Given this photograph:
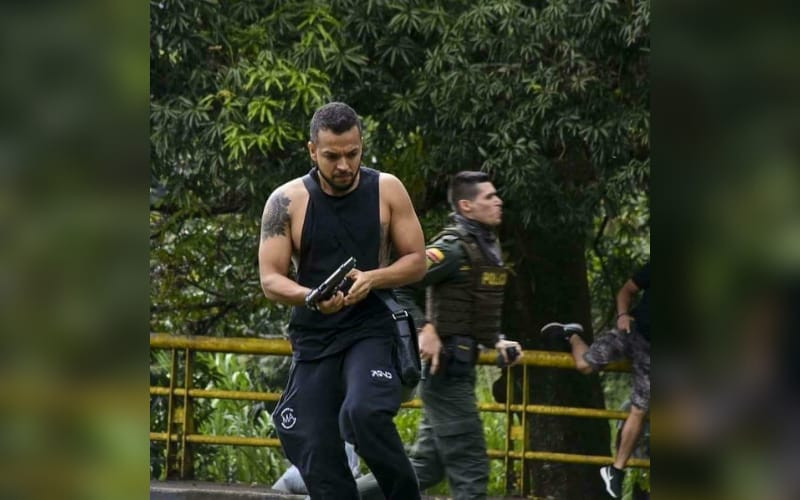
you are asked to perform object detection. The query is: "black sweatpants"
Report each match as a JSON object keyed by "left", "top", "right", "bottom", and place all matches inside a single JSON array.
[{"left": 273, "top": 335, "right": 420, "bottom": 500}]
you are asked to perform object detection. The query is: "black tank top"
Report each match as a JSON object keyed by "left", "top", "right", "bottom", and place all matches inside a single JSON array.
[{"left": 289, "top": 166, "right": 393, "bottom": 360}]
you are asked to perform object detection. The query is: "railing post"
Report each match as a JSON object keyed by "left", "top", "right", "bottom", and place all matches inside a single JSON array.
[
  {"left": 165, "top": 349, "right": 179, "bottom": 478},
  {"left": 180, "top": 348, "right": 194, "bottom": 478},
  {"left": 520, "top": 362, "right": 530, "bottom": 495},
  {"left": 503, "top": 365, "right": 513, "bottom": 495}
]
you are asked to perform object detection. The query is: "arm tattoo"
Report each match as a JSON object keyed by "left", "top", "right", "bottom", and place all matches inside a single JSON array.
[
  {"left": 378, "top": 223, "right": 391, "bottom": 267},
  {"left": 261, "top": 193, "right": 291, "bottom": 241}
]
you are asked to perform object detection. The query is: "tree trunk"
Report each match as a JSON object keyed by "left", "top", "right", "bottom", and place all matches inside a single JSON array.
[{"left": 503, "top": 224, "right": 610, "bottom": 499}]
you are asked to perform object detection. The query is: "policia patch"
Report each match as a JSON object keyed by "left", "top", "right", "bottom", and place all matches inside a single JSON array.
[{"left": 480, "top": 270, "right": 507, "bottom": 287}]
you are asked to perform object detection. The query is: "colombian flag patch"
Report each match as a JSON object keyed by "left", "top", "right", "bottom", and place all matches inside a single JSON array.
[{"left": 426, "top": 248, "right": 445, "bottom": 265}]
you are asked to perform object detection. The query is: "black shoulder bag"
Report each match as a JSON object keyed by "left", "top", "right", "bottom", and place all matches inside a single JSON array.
[{"left": 302, "top": 173, "right": 421, "bottom": 391}]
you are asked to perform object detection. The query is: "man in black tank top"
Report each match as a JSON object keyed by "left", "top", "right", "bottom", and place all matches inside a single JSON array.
[{"left": 258, "top": 102, "right": 425, "bottom": 499}]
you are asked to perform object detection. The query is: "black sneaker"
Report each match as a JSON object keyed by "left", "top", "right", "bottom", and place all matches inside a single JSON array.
[
  {"left": 540, "top": 322, "right": 584, "bottom": 342},
  {"left": 600, "top": 465, "right": 624, "bottom": 498}
]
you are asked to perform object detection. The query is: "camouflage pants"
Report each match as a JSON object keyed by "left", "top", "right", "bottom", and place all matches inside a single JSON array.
[{"left": 584, "top": 329, "right": 650, "bottom": 411}]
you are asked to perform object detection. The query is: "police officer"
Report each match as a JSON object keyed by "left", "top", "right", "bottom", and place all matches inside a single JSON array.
[{"left": 358, "top": 171, "right": 522, "bottom": 500}]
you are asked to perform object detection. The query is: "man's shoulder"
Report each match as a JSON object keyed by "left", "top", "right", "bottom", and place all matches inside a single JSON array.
[
  {"left": 271, "top": 178, "right": 309, "bottom": 202},
  {"left": 262, "top": 179, "right": 309, "bottom": 225},
  {"left": 431, "top": 232, "right": 461, "bottom": 246},
  {"left": 431, "top": 225, "right": 468, "bottom": 245},
  {"left": 423, "top": 236, "right": 464, "bottom": 275},
  {"left": 376, "top": 170, "right": 414, "bottom": 212},
  {"left": 285, "top": 176, "right": 309, "bottom": 191},
  {"left": 428, "top": 230, "right": 466, "bottom": 257},
  {"left": 377, "top": 170, "right": 403, "bottom": 189}
]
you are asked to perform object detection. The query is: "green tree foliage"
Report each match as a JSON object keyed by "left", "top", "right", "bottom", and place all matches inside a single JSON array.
[
  {"left": 151, "top": 0, "right": 649, "bottom": 496},
  {"left": 326, "top": 0, "right": 648, "bottom": 231}
]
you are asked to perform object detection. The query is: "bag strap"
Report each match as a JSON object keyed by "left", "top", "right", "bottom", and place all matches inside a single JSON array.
[
  {"left": 302, "top": 171, "right": 370, "bottom": 264},
  {"left": 301, "top": 170, "right": 402, "bottom": 313}
]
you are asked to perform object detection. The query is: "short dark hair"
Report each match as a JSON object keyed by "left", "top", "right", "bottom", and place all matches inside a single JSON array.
[
  {"left": 447, "top": 171, "right": 491, "bottom": 213},
  {"left": 309, "top": 102, "right": 362, "bottom": 143}
]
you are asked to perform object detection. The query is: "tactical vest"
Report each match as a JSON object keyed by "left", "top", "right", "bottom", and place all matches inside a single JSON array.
[{"left": 429, "top": 225, "right": 507, "bottom": 346}]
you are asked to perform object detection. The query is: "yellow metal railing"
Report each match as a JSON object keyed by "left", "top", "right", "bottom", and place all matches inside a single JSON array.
[{"left": 150, "top": 333, "right": 650, "bottom": 493}]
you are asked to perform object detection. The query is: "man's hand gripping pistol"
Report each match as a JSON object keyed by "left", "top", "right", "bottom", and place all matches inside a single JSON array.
[{"left": 304, "top": 257, "right": 356, "bottom": 312}]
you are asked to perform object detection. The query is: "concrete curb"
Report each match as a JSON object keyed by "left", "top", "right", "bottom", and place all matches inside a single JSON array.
[{"left": 150, "top": 480, "right": 305, "bottom": 499}]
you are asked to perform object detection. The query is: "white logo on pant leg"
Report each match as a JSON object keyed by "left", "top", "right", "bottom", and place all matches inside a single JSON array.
[
  {"left": 370, "top": 369, "right": 393, "bottom": 379},
  {"left": 279, "top": 407, "right": 297, "bottom": 430}
]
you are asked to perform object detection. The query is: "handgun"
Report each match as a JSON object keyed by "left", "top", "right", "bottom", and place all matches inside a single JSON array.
[{"left": 304, "top": 257, "right": 357, "bottom": 308}]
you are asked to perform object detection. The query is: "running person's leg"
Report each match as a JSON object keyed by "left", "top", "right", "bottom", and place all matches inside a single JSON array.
[{"left": 613, "top": 331, "right": 650, "bottom": 469}]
